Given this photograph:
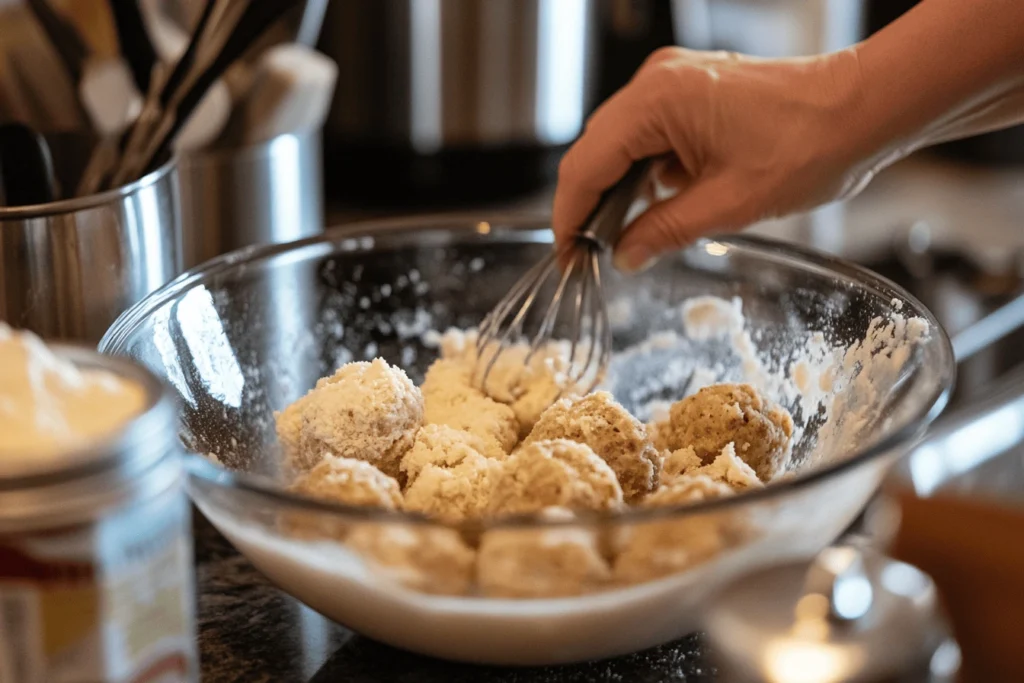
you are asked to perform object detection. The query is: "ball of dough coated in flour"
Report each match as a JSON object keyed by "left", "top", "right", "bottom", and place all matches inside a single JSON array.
[
  {"left": 660, "top": 443, "right": 762, "bottom": 492},
  {"left": 276, "top": 358, "right": 423, "bottom": 478},
  {"left": 289, "top": 454, "right": 403, "bottom": 509},
  {"left": 524, "top": 391, "right": 659, "bottom": 502},
  {"left": 344, "top": 524, "right": 476, "bottom": 596},
  {"left": 401, "top": 425, "right": 503, "bottom": 521},
  {"left": 280, "top": 455, "right": 402, "bottom": 542},
  {"left": 698, "top": 443, "right": 763, "bottom": 491},
  {"left": 420, "top": 358, "right": 519, "bottom": 459},
  {"left": 476, "top": 339, "right": 577, "bottom": 437},
  {"left": 400, "top": 424, "right": 492, "bottom": 482},
  {"left": 659, "top": 383, "right": 793, "bottom": 481},
  {"left": 659, "top": 445, "right": 703, "bottom": 483},
  {"left": 477, "top": 512, "right": 611, "bottom": 598},
  {"left": 613, "top": 473, "right": 745, "bottom": 584},
  {"left": 488, "top": 439, "right": 623, "bottom": 516},
  {"left": 643, "top": 473, "right": 734, "bottom": 507}
]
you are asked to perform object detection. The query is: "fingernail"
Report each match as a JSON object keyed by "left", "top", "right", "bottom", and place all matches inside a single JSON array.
[{"left": 613, "top": 246, "right": 657, "bottom": 273}]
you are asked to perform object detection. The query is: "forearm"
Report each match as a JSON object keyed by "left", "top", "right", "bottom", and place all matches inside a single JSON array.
[{"left": 847, "top": 0, "right": 1024, "bottom": 162}]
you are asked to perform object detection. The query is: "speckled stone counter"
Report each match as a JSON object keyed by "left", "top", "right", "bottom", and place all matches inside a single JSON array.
[{"left": 193, "top": 511, "right": 719, "bottom": 682}]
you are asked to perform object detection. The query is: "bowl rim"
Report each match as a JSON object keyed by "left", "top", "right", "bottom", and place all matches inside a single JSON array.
[{"left": 100, "top": 213, "right": 955, "bottom": 531}]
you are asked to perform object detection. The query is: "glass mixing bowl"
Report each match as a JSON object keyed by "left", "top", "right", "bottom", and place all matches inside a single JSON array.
[{"left": 99, "top": 215, "right": 954, "bottom": 665}]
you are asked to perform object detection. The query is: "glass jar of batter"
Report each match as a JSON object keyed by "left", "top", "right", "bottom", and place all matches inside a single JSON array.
[{"left": 0, "top": 342, "right": 197, "bottom": 683}]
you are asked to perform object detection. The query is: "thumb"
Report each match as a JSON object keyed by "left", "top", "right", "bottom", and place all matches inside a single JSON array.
[{"left": 612, "top": 175, "right": 752, "bottom": 273}]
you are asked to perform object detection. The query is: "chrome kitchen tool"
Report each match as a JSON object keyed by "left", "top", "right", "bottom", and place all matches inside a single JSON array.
[
  {"left": 295, "top": 0, "right": 329, "bottom": 46},
  {"left": 474, "top": 161, "right": 654, "bottom": 394},
  {"left": 25, "top": 0, "right": 88, "bottom": 87},
  {"left": 108, "top": 0, "right": 158, "bottom": 95},
  {"left": 705, "top": 542, "right": 960, "bottom": 682},
  {"left": 137, "top": 0, "right": 235, "bottom": 154}
]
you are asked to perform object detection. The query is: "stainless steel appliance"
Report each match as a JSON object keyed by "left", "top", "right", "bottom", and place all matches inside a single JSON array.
[{"left": 318, "top": 0, "right": 599, "bottom": 206}]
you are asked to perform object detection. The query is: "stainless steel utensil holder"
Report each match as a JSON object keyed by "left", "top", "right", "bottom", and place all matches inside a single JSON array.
[
  {"left": 178, "top": 131, "right": 324, "bottom": 269},
  {"left": 0, "top": 159, "right": 182, "bottom": 342}
]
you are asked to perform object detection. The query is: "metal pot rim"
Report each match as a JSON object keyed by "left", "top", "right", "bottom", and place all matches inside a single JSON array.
[{"left": 0, "top": 157, "right": 177, "bottom": 221}]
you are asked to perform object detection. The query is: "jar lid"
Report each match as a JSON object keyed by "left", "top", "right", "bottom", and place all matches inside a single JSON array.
[{"left": 704, "top": 542, "right": 960, "bottom": 682}]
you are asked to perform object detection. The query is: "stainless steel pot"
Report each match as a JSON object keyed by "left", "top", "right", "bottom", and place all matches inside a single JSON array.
[
  {"left": 318, "top": 0, "right": 599, "bottom": 205},
  {"left": 0, "top": 137, "right": 181, "bottom": 343}
]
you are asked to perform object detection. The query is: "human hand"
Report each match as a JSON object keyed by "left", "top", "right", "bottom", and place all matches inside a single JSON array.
[{"left": 553, "top": 47, "right": 874, "bottom": 272}]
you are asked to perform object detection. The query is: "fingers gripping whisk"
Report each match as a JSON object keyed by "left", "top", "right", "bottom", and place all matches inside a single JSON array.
[{"left": 475, "top": 242, "right": 612, "bottom": 395}]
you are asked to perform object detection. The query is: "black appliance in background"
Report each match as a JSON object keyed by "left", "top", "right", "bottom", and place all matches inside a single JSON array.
[{"left": 867, "top": 0, "right": 1024, "bottom": 167}]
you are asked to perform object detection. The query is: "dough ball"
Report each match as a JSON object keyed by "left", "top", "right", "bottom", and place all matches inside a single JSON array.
[
  {"left": 658, "top": 383, "right": 793, "bottom": 480},
  {"left": 289, "top": 454, "right": 403, "bottom": 509},
  {"left": 345, "top": 524, "right": 476, "bottom": 596},
  {"left": 403, "top": 453, "right": 503, "bottom": 522},
  {"left": 279, "top": 455, "right": 402, "bottom": 541},
  {"left": 477, "top": 340, "right": 576, "bottom": 437},
  {"left": 275, "top": 358, "right": 423, "bottom": 478},
  {"left": 524, "top": 391, "right": 659, "bottom": 502},
  {"left": 428, "top": 328, "right": 579, "bottom": 438},
  {"left": 613, "top": 516, "right": 736, "bottom": 585},
  {"left": 488, "top": 439, "right": 623, "bottom": 516},
  {"left": 613, "top": 478, "right": 743, "bottom": 584},
  {"left": 400, "top": 424, "right": 492, "bottom": 483},
  {"left": 478, "top": 518, "right": 611, "bottom": 598},
  {"left": 648, "top": 420, "right": 674, "bottom": 454},
  {"left": 421, "top": 359, "right": 519, "bottom": 459}
]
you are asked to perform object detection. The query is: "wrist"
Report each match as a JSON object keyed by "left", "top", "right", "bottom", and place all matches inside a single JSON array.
[{"left": 801, "top": 47, "right": 896, "bottom": 191}]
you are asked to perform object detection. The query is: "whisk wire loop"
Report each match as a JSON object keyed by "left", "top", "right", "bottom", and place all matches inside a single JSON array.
[
  {"left": 475, "top": 239, "right": 609, "bottom": 396},
  {"left": 473, "top": 159, "right": 653, "bottom": 398}
]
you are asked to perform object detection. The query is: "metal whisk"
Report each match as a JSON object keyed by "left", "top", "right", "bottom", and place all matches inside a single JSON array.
[{"left": 475, "top": 160, "right": 654, "bottom": 393}]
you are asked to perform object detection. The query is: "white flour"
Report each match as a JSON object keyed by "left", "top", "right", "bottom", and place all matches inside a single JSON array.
[
  {"left": 639, "top": 295, "right": 928, "bottom": 472},
  {"left": 0, "top": 324, "right": 146, "bottom": 463}
]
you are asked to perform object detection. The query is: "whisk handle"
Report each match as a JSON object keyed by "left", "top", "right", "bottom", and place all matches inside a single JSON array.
[{"left": 576, "top": 159, "right": 655, "bottom": 250}]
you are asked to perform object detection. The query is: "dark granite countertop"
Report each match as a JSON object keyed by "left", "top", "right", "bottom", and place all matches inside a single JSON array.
[{"left": 193, "top": 510, "right": 719, "bottom": 682}]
